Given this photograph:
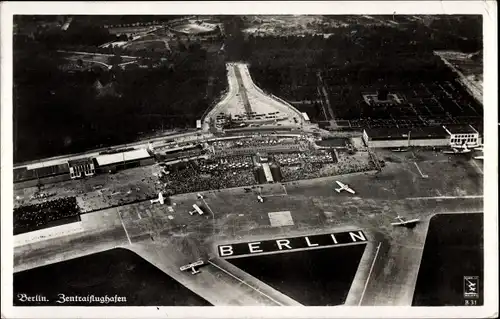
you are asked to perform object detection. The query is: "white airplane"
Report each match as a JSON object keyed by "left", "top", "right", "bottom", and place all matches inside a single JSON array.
[
  {"left": 335, "top": 181, "right": 356, "bottom": 194},
  {"left": 179, "top": 260, "right": 204, "bottom": 275},
  {"left": 189, "top": 204, "right": 204, "bottom": 215},
  {"left": 150, "top": 192, "right": 165, "bottom": 205},
  {"left": 391, "top": 215, "right": 421, "bottom": 227},
  {"left": 257, "top": 195, "right": 264, "bottom": 203},
  {"left": 197, "top": 193, "right": 204, "bottom": 199},
  {"left": 473, "top": 155, "right": 484, "bottom": 160}
]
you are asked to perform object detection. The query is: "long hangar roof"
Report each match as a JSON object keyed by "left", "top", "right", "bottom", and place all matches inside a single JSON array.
[
  {"left": 95, "top": 149, "right": 151, "bottom": 166},
  {"left": 364, "top": 126, "right": 449, "bottom": 141},
  {"left": 442, "top": 124, "right": 479, "bottom": 134}
]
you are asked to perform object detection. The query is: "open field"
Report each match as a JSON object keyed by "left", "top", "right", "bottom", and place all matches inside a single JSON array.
[{"left": 325, "top": 80, "right": 482, "bottom": 128}]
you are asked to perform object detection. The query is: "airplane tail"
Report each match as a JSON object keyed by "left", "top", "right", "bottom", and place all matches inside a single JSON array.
[{"left": 335, "top": 188, "right": 342, "bottom": 193}]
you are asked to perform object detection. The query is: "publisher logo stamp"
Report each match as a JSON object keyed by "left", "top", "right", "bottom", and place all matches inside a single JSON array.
[{"left": 463, "top": 276, "right": 479, "bottom": 299}]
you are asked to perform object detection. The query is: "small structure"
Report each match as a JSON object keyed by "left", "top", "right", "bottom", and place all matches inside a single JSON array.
[
  {"left": 262, "top": 163, "right": 274, "bottom": 183},
  {"left": 301, "top": 112, "right": 311, "bottom": 123},
  {"left": 442, "top": 125, "right": 481, "bottom": 147},
  {"left": 68, "top": 158, "right": 95, "bottom": 179},
  {"left": 362, "top": 90, "right": 404, "bottom": 106}
]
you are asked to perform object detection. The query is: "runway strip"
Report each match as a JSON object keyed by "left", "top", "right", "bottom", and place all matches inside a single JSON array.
[
  {"left": 471, "top": 159, "right": 484, "bottom": 174},
  {"left": 207, "top": 260, "right": 284, "bottom": 306},
  {"left": 358, "top": 242, "right": 382, "bottom": 306}
]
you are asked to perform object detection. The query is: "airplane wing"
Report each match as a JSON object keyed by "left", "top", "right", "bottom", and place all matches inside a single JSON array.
[
  {"left": 335, "top": 181, "right": 344, "bottom": 188},
  {"left": 179, "top": 260, "right": 204, "bottom": 271},
  {"left": 346, "top": 187, "right": 356, "bottom": 194},
  {"left": 391, "top": 219, "right": 420, "bottom": 226}
]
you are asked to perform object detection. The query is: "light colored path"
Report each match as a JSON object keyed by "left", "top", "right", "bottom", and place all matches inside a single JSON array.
[{"left": 202, "top": 63, "right": 306, "bottom": 130}]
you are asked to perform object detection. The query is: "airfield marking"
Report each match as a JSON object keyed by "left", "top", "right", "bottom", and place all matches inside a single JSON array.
[
  {"left": 117, "top": 210, "right": 132, "bottom": 245},
  {"left": 207, "top": 260, "right": 284, "bottom": 306},
  {"left": 413, "top": 162, "right": 428, "bottom": 178},
  {"left": 406, "top": 195, "right": 483, "bottom": 200},
  {"left": 201, "top": 198, "right": 216, "bottom": 235},
  {"left": 471, "top": 159, "right": 483, "bottom": 174},
  {"left": 258, "top": 184, "right": 288, "bottom": 198},
  {"left": 358, "top": 242, "right": 382, "bottom": 306}
]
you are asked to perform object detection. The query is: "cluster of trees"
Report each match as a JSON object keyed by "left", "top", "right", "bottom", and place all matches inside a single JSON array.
[
  {"left": 13, "top": 39, "right": 226, "bottom": 162},
  {"left": 242, "top": 17, "right": 480, "bottom": 93}
]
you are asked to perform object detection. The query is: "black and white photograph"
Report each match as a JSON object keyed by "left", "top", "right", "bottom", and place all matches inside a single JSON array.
[{"left": 1, "top": 1, "right": 497, "bottom": 318}]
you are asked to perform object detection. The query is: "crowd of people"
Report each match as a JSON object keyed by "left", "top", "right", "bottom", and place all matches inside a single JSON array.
[
  {"left": 272, "top": 150, "right": 337, "bottom": 167},
  {"left": 198, "top": 155, "right": 253, "bottom": 172},
  {"left": 160, "top": 160, "right": 256, "bottom": 195},
  {"left": 156, "top": 147, "right": 375, "bottom": 194},
  {"left": 273, "top": 152, "right": 305, "bottom": 166},
  {"left": 14, "top": 197, "right": 81, "bottom": 235},
  {"left": 210, "top": 136, "right": 301, "bottom": 151}
]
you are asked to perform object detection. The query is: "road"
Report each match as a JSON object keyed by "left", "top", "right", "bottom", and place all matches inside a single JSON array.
[
  {"left": 316, "top": 71, "right": 336, "bottom": 125},
  {"left": 202, "top": 63, "right": 306, "bottom": 130}
]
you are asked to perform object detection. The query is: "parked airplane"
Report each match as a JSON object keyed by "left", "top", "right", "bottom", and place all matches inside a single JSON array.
[
  {"left": 335, "top": 181, "right": 356, "bottom": 194},
  {"left": 257, "top": 195, "right": 264, "bottom": 203},
  {"left": 197, "top": 193, "right": 204, "bottom": 199},
  {"left": 391, "top": 215, "right": 421, "bottom": 228},
  {"left": 188, "top": 204, "right": 204, "bottom": 215},
  {"left": 150, "top": 192, "right": 165, "bottom": 205},
  {"left": 179, "top": 260, "right": 204, "bottom": 275}
]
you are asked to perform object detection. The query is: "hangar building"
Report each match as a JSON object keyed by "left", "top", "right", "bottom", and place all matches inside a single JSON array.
[
  {"left": 94, "top": 148, "right": 154, "bottom": 173},
  {"left": 13, "top": 163, "right": 71, "bottom": 188},
  {"left": 363, "top": 125, "right": 482, "bottom": 148},
  {"left": 362, "top": 126, "right": 450, "bottom": 148}
]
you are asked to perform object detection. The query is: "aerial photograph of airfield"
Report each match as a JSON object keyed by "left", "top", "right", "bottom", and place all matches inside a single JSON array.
[{"left": 12, "top": 15, "right": 484, "bottom": 307}]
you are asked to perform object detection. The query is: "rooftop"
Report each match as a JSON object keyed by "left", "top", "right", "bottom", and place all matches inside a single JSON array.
[
  {"left": 95, "top": 149, "right": 151, "bottom": 167},
  {"left": 68, "top": 158, "right": 94, "bottom": 166},
  {"left": 364, "top": 126, "right": 449, "bottom": 141}
]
